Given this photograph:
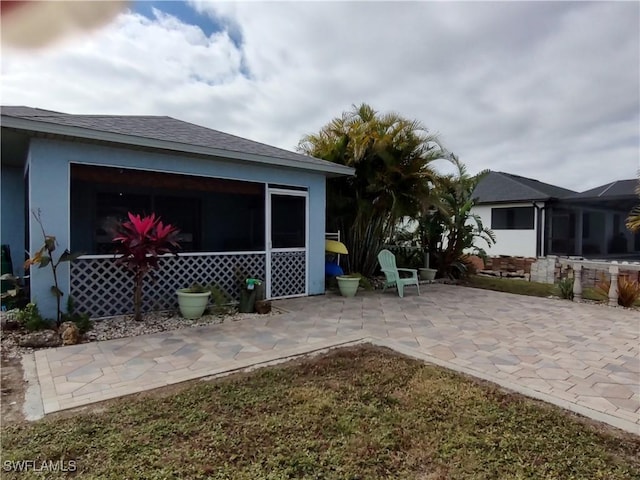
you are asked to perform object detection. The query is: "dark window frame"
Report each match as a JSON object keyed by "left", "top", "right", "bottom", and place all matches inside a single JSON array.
[
  {"left": 71, "top": 165, "right": 270, "bottom": 255},
  {"left": 491, "top": 206, "right": 535, "bottom": 230}
]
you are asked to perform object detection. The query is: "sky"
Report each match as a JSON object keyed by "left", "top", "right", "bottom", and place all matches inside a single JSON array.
[{"left": 2, "top": 1, "right": 639, "bottom": 192}]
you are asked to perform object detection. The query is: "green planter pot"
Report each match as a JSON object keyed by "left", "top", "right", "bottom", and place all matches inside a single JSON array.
[
  {"left": 336, "top": 275, "right": 360, "bottom": 297},
  {"left": 176, "top": 289, "right": 211, "bottom": 319}
]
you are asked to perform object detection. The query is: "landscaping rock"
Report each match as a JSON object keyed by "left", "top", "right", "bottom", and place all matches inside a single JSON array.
[
  {"left": 18, "top": 330, "right": 61, "bottom": 348},
  {"left": 255, "top": 300, "right": 272, "bottom": 315},
  {"left": 2, "top": 308, "right": 283, "bottom": 358},
  {"left": 478, "top": 269, "right": 500, "bottom": 277},
  {"left": 59, "top": 322, "right": 80, "bottom": 345},
  {"left": 466, "top": 255, "right": 485, "bottom": 272},
  {"left": 0, "top": 311, "right": 21, "bottom": 331}
]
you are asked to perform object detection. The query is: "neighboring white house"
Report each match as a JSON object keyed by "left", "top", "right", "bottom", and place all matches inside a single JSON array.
[
  {"left": 472, "top": 171, "right": 639, "bottom": 259},
  {"left": 473, "top": 202, "right": 541, "bottom": 258}
]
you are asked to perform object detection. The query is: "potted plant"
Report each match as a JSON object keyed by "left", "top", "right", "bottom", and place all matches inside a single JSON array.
[
  {"left": 336, "top": 273, "right": 361, "bottom": 297},
  {"left": 176, "top": 284, "right": 211, "bottom": 319},
  {"left": 419, "top": 266, "right": 437, "bottom": 282}
]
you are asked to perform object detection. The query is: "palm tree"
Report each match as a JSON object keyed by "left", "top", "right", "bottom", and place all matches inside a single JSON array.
[
  {"left": 298, "top": 104, "right": 446, "bottom": 276},
  {"left": 423, "top": 155, "right": 495, "bottom": 278},
  {"left": 626, "top": 176, "right": 640, "bottom": 233}
]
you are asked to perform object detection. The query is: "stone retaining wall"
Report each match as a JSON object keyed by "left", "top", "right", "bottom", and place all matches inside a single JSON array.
[
  {"left": 530, "top": 256, "right": 558, "bottom": 284},
  {"left": 531, "top": 257, "right": 640, "bottom": 287},
  {"left": 477, "top": 255, "right": 640, "bottom": 289},
  {"left": 484, "top": 256, "right": 536, "bottom": 274},
  {"left": 565, "top": 266, "right": 640, "bottom": 288},
  {"left": 530, "top": 255, "right": 640, "bottom": 288}
]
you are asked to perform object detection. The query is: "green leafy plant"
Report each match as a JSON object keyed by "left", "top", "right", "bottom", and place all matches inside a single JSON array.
[
  {"left": 0, "top": 273, "right": 29, "bottom": 310},
  {"left": 183, "top": 283, "right": 209, "bottom": 294},
  {"left": 17, "top": 303, "right": 50, "bottom": 332},
  {"left": 298, "top": 103, "right": 447, "bottom": 277},
  {"left": 61, "top": 296, "right": 93, "bottom": 334},
  {"left": 111, "top": 212, "right": 180, "bottom": 321},
  {"left": 338, "top": 272, "right": 372, "bottom": 290},
  {"left": 625, "top": 175, "right": 639, "bottom": 232},
  {"left": 356, "top": 274, "right": 374, "bottom": 291},
  {"left": 383, "top": 244, "right": 423, "bottom": 270},
  {"left": 208, "top": 283, "right": 233, "bottom": 316},
  {"left": 556, "top": 277, "right": 574, "bottom": 300},
  {"left": 420, "top": 157, "right": 495, "bottom": 279},
  {"left": 23, "top": 209, "right": 84, "bottom": 326}
]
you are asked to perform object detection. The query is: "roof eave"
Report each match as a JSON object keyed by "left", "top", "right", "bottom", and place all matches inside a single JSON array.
[
  {"left": 1, "top": 115, "right": 355, "bottom": 177},
  {"left": 474, "top": 198, "right": 550, "bottom": 205},
  {"left": 562, "top": 195, "right": 637, "bottom": 202}
]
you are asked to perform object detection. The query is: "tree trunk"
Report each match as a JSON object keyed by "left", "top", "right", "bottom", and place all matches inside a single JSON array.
[{"left": 134, "top": 271, "right": 144, "bottom": 321}]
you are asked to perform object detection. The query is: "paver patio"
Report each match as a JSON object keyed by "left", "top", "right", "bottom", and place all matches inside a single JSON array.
[{"left": 28, "top": 284, "right": 639, "bottom": 434}]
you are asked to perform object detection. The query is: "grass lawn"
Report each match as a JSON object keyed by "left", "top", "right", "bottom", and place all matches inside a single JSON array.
[
  {"left": 464, "top": 275, "right": 556, "bottom": 297},
  {"left": 3, "top": 346, "right": 639, "bottom": 479},
  {"left": 464, "top": 275, "right": 638, "bottom": 306}
]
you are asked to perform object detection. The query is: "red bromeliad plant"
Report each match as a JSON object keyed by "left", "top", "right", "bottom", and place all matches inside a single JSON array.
[{"left": 112, "top": 212, "right": 180, "bottom": 321}]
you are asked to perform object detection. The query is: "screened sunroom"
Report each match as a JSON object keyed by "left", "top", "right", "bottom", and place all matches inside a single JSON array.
[{"left": 0, "top": 106, "right": 353, "bottom": 319}]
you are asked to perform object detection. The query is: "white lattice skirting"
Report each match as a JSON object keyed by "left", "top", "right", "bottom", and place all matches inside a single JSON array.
[
  {"left": 271, "top": 251, "right": 306, "bottom": 298},
  {"left": 70, "top": 253, "right": 266, "bottom": 318}
]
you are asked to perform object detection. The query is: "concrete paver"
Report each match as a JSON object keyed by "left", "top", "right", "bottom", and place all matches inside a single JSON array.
[{"left": 29, "top": 284, "right": 639, "bottom": 434}]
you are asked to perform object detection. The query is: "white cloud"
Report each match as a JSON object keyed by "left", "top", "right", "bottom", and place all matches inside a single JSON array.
[{"left": 2, "top": 1, "right": 638, "bottom": 191}]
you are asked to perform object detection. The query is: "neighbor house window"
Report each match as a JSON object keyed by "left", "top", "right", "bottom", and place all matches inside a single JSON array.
[{"left": 491, "top": 206, "right": 534, "bottom": 230}]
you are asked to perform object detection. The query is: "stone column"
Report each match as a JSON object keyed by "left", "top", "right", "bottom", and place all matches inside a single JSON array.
[
  {"left": 572, "top": 263, "right": 582, "bottom": 301},
  {"left": 608, "top": 264, "right": 619, "bottom": 307}
]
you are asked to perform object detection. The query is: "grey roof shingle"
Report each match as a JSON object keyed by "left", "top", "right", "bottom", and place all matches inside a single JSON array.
[
  {"left": 473, "top": 171, "right": 577, "bottom": 204},
  {"left": 566, "top": 179, "right": 638, "bottom": 200},
  {"left": 1, "top": 106, "right": 70, "bottom": 117},
  {"left": 1, "top": 106, "right": 352, "bottom": 175}
]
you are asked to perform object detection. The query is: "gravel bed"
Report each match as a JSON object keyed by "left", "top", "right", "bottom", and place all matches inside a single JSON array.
[{"left": 1, "top": 307, "right": 281, "bottom": 361}]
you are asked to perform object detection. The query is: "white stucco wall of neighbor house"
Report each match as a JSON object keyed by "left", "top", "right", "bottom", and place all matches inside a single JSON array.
[{"left": 472, "top": 203, "right": 539, "bottom": 258}]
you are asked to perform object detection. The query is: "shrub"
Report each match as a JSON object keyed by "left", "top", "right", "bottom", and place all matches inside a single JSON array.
[
  {"left": 618, "top": 277, "right": 640, "bottom": 307},
  {"left": 594, "top": 274, "right": 610, "bottom": 300},
  {"left": 0, "top": 274, "right": 29, "bottom": 310},
  {"left": 594, "top": 274, "right": 640, "bottom": 308},
  {"left": 353, "top": 274, "right": 374, "bottom": 291},
  {"left": 556, "top": 277, "right": 574, "bottom": 300},
  {"left": 208, "top": 284, "right": 234, "bottom": 316},
  {"left": 61, "top": 296, "right": 93, "bottom": 334},
  {"left": 17, "top": 303, "right": 50, "bottom": 332},
  {"left": 24, "top": 210, "right": 84, "bottom": 326}
]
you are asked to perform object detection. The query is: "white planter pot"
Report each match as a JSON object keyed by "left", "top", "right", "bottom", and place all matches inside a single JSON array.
[
  {"left": 419, "top": 268, "right": 437, "bottom": 281},
  {"left": 176, "top": 289, "right": 211, "bottom": 319}
]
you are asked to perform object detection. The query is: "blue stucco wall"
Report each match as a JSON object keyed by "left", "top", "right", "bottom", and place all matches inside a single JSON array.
[
  {"left": 1, "top": 165, "right": 25, "bottom": 278},
  {"left": 28, "top": 138, "right": 327, "bottom": 318}
]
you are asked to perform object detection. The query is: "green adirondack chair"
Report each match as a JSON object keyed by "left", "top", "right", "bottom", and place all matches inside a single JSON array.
[{"left": 377, "top": 249, "right": 420, "bottom": 298}]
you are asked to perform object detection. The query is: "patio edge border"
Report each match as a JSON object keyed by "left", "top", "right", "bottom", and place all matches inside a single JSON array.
[
  {"left": 28, "top": 332, "right": 639, "bottom": 435},
  {"left": 21, "top": 353, "right": 45, "bottom": 421},
  {"left": 371, "top": 338, "right": 640, "bottom": 436}
]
